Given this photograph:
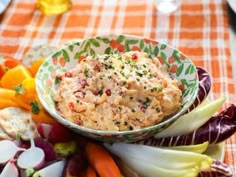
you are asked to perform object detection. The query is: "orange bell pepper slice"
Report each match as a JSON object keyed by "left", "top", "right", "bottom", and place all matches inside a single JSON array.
[
  {"left": 30, "top": 58, "right": 45, "bottom": 77},
  {"left": 0, "top": 56, "right": 22, "bottom": 79},
  {"left": 0, "top": 65, "right": 32, "bottom": 89},
  {"left": 30, "top": 100, "right": 56, "bottom": 124}
]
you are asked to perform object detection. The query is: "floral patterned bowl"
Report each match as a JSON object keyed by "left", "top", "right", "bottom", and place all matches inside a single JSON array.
[{"left": 36, "top": 34, "right": 199, "bottom": 143}]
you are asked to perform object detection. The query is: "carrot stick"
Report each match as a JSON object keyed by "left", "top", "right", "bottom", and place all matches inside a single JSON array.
[
  {"left": 85, "top": 166, "right": 97, "bottom": 177},
  {"left": 85, "top": 142, "right": 120, "bottom": 177}
]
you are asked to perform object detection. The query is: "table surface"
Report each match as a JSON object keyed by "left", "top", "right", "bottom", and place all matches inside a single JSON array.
[{"left": 0, "top": 0, "right": 235, "bottom": 175}]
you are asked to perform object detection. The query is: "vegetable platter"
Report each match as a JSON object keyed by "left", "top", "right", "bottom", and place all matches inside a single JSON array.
[{"left": 0, "top": 46, "right": 235, "bottom": 177}]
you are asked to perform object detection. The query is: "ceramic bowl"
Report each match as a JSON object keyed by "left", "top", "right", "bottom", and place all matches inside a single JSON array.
[{"left": 36, "top": 34, "right": 199, "bottom": 142}]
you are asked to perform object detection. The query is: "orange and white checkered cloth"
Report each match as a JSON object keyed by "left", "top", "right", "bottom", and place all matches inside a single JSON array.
[{"left": 0, "top": 0, "right": 235, "bottom": 174}]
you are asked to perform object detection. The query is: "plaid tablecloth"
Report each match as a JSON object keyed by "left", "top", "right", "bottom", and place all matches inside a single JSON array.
[{"left": 0, "top": 0, "right": 235, "bottom": 174}]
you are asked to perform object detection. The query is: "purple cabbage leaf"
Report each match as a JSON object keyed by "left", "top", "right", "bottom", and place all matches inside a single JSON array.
[
  {"left": 198, "top": 160, "right": 233, "bottom": 177},
  {"left": 187, "top": 67, "right": 211, "bottom": 112},
  {"left": 135, "top": 104, "right": 236, "bottom": 146}
]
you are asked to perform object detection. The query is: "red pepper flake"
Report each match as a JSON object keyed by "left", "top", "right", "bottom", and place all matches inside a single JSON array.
[
  {"left": 78, "top": 79, "right": 89, "bottom": 88},
  {"left": 132, "top": 53, "right": 138, "bottom": 60},
  {"left": 73, "top": 89, "right": 81, "bottom": 94},
  {"left": 75, "top": 119, "right": 83, "bottom": 126},
  {"left": 68, "top": 102, "right": 75, "bottom": 110},
  {"left": 105, "top": 89, "right": 111, "bottom": 96},
  {"left": 65, "top": 72, "right": 73, "bottom": 77},
  {"left": 94, "top": 65, "right": 100, "bottom": 72}
]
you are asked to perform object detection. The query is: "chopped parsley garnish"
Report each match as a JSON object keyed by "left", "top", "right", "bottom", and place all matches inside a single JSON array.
[
  {"left": 103, "top": 63, "right": 114, "bottom": 70},
  {"left": 143, "top": 97, "right": 151, "bottom": 109},
  {"left": 144, "top": 86, "right": 147, "bottom": 89},
  {"left": 104, "top": 55, "right": 110, "bottom": 60},
  {"left": 54, "top": 76, "right": 60, "bottom": 85},
  {"left": 143, "top": 70, "right": 148, "bottom": 75},
  {"left": 130, "top": 96, "right": 133, "bottom": 100},
  {"left": 5, "top": 67, "right": 9, "bottom": 71},
  {"left": 125, "top": 60, "right": 131, "bottom": 64},
  {"left": 131, "top": 109, "right": 135, "bottom": 112},
  {"left": 98, "top": 89, "right": 103, "bottom": 95},
  {"left": 148, "top": 74, "right": 154, "bottom": 79},
  {"left": 115, "top": 121, "right": 120, "bottom": 124},
  {"left": 136, "top": 71, "right": 143, "bottom": 77},
  {"left": 156, "top": 107, "right": 161, "bottom": 112},
  {"left": 14, "top": 84, "right": 25, "bottom": 95},
  {"left": 30, "top": 101, "right": 41, "bottom": 115},
  {"left": 151, "top": 87, "right": 157, "bottom": 92},
  {"left": 84, "top": 67, "right": 89, "bottom": 77}
]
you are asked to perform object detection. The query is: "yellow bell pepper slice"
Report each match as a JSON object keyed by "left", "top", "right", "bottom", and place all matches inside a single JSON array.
[
  {"left": 0, "top": 65, "right": 32, "bottom": 89},
  {"left": 14, "top": 78, "right": 55, "bottom": 124}
]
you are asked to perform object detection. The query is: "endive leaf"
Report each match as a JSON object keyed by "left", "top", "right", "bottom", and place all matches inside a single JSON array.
[
  {"left": 155, "top": 96, "right": 226, "bottom": 138},
  {"left": 163, "top": 142, "right": 209, "bottom": 154},
  {"left": 105, "top": 143, "right": 212, "bottom": 173}
]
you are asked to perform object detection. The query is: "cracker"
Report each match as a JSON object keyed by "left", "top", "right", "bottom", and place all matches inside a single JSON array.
[
  {"left": 22, "top": 45, "right": 58, "bottom": 68},
  {"left": 0, "top": 107, "right": 38, "bottom": 140},
  {"left": 0, "top": 126, "right": 12, "bottom": 140}
]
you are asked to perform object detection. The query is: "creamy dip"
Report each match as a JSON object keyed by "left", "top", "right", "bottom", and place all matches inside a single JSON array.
[{"left": 53, "top": 51, "right": 182, "bottom": 131}]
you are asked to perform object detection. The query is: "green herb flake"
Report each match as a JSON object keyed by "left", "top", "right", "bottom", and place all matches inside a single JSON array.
[
  {"left": 30, "top": 101, "right": 41, "bottom": 115},
  {"left": 104, "top": 55, "right": 110, "bottom": 60},
  {"left": 151, "top": 87, "right": 157, "bottom": 92},
  {"left": 84, "top": 67, "right": 89, "bottom": 77},
  {"left": 136, "top": 71, "right": 143, "bottom": 77},
  {"left": 14, "top": 83, "right": 25, "bottom": 95},
  {"left": 130, "top": 96, "right": 133, "bottom": 100},
  {"left": 131, "top": 109, "right": 135, "bottom": 113},
  {"left": 143, "top": 97, "right": 151, "bottom": 109},
  {"left": 98, "top": 89, "right": 103, "bottom": 95},
  {"left": 115, "top": 121, "right": 120, "bottom": 125},
  {"left": 54, "top": 76, "right": 60, "bottom": 85},
  {"left": 156, "top": 107, "right": 161, "bottom": 112},
  {"left": 148, "top": 74, "right": 154, "bottom": 79},
  {"left": 5, "top": 67, "right": 9, "bottom": 71},
  {"left": 143, "top": 70, "right": 148, "bottom": 75}
]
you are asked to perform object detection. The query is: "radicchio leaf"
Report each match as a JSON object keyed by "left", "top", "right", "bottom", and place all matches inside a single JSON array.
[
  {"left": 198, "top": 160, "right": 233, "bottom": 177},
  {"left": 135, "top": 105, "right": 236, "bottom": 146},
  {"left": 187, "top": 67, "right": 211, "bottom": 112}
]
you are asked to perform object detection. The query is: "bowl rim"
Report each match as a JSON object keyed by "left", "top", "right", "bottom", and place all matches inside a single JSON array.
[{"left": 36, "top": 34, "right": 199, "bottom": 135}]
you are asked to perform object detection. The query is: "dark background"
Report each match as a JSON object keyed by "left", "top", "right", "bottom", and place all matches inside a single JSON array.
[{"left": 228, "top": 3, "right": 236, "bottom": 34}]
